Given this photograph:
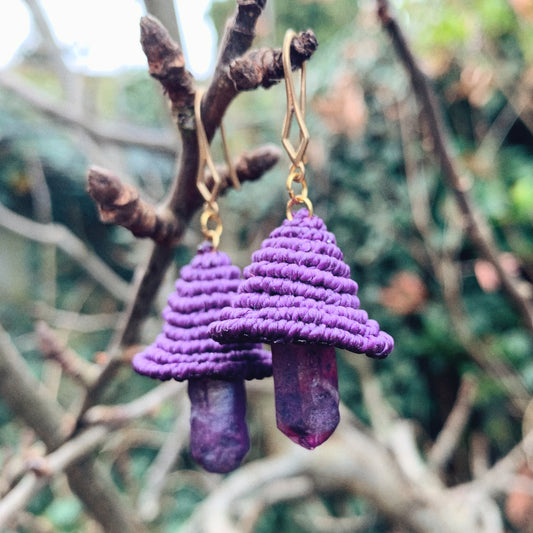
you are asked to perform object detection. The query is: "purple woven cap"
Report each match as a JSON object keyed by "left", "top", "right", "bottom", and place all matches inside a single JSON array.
[
  {"left": 132, "top": 242, "right": 272, "bottom": 381},
  {"left": 209, "top": 209, "right": 394, "bottom": 358},
  {"left": 132, "top": 242, "right": 271, "bottom": 473}
]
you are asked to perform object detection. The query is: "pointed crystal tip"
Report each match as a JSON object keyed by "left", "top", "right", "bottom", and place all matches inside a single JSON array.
[{"left": 272, "top": 343, "right": 340, "bottom": 449}]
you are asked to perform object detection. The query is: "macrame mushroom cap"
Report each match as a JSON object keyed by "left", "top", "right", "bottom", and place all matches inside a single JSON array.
[
  {"left": 208, "top": 209, "right": 393, "bottom": 450},
  {"left": 132, "top": 242, "right": 271, "bottom": 473},
  {"left": 132, "top": 242, "right": 272, "bottom": 381},
  {"left": 208, "top": 209, "right": 394, "bottom": 358}
]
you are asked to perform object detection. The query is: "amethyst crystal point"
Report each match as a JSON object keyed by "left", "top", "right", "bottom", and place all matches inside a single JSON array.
[
  {"left": 188, "top": 377, "right": 249, "bottom": 473},
  {"left": 272, "top": 343, "right": 339, "bottom": 449},
  {"left": 209, "top": 209, "right": 393, "bottom": 448},
  {"left": 132, "top": 243, "right": 271, "bottom": 473}
]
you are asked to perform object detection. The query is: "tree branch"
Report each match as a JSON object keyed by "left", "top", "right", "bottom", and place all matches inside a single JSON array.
[
  {"left": 83, "top": 380, "right": 184, "bottom": 425},
  {"left": 87, "top": 145, "right": 281, "bottom": 244},
  {"left": 229, "top": 30, "right": 318, "bottom": 90},
  {"left": 137, "top": 403, "right": 189, "bottom": 521},
  {"left": 237, "top": 476, "right": 314, "bottom": 533},
  {"left": 33, "top": 303, "right": 121, "bottom": 333},
  {"left": 0, "top": 201, "right": 131, "bottom": 302},
  {"left": 292, "top": 498, "right": 376, "bottom": 533},
  {"left": 428, "top": 374, "right": 478, "bottom": 471},
  {"left": 143, "top": 0, "right": 181, "bottom": 46},
  {"left": 377, "top": 0, "right": 533, "bottom": 335},
  {"left": 181, "top": 414, "right": 482, "bottom": 533},
  {"left": 397, "top": 99, "right": 530, "bottom": 413},
  {"left": 202, "top": 0, "right": 267, "bottom": 136},
  {"left": 0, "top": 71, "right": 177, "bottom": 155},
  {"left": 0, "top": 324, "right": 141, "bottom": 532},
  {"left": 87, "top": 166, "right": 182, "bottom": 244},
  {"left": 468, "top": 430, "right": 533, "bottom": 497},
  {"left": 0, "top": 324, "right": 70, "bottom": 451},
  {"left": 0, "top": 425, "right": 109, "bottom": 529},
  {"left": 35, "top": 321, "right": 100, "bottom": 388}
]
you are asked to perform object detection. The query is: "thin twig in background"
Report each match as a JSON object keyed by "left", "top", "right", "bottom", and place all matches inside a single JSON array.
[
  {"left": 0, "top": 71, "right": 178, "bottom": 155},
  {"left": 236, "top": 476, "right": 314, "bottom": 533},
  {"left": 292, "top": 497, "right": 376, "bottom": 533},
  {"left": 143, "top": 0, "right": 182, "bottom": 47},
  {"left": 87, "top": 145, "right": 282, "bottom": 245},
  {"left": 83, "top": 380, "right": 184, "bottom": 426},
  {"left": 343, "top": 352, "right": 396, "bottom": 438},
  {"left": 475, "top": 101, "right": 521, "bottom": 162},
  {"left": 32, "top": 303, "right": 122, "bottom": 333},
  {"left": 467, "top": 430, "right": 533, "bottom": 497},
  {"left": 470, "top": 432, "right": 491, "bottom": 478},
  {"left": 36, "top": 321, "right": 100, "bottom": 388},
  {"left": 0, "top": 425, "right": 110, "bottom": 529},
  {"left": 428, "top": 374, "right": 478, "bottom": 471},
  {"left": 396, "top": 98, "right": 531, "bottom": 413},
  {"left": 0, "top": 201, "right": 131, "bottom": 302},
  {"left": 377, "top": 0, "right": 533, "bottom": 335},
  {"left": 138, "top": 401, "right": 190, "bottom": 521},
  {"left": 0, "top": 324, "right": 141, "bottom": 532}
]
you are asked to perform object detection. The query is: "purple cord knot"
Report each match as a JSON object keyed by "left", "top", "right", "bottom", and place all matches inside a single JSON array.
[
  {"left": 209, "top": 210, "right": 394, "bottom": 358},
  {"left": 132, "top": 244, "right": 272, "bottom": 381}
]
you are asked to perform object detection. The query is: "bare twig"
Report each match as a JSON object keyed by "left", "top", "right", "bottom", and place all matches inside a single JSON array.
[
  {"left": 87, "top": 165, "right": 182, "bottom": 245},
  {"left": 143, "top": 0, "right": 181, "bottom": 46},
  {"left": 182, "top": 415, "right": 484, "bottom": 533},
  {"left": 397, "top": 98, "right": 530, "bottom": 412},
  {"left": 476, "top": 101, "right": 520, "bottom": 162},
  {"left": 0, "top": 201, "right": 131, "bottom": 302},
  {"left": 87, "top": 145, "right": 281, "bottom": 245},
  {"left": 293, "top": 498, "right": 376, "bottom": 533},
  {"left": 66, "top": 459, "right": 143, "bottom": 533},
  {"left": 0, "top": 324, "right": 141, "bottom": 532},
  {"left": 237, "top": 476, "right": 314, "bottom": 533},
  {"left": 468, "top": 431, "right": 533, "bottom": 496},
  {"left": 83, "top": 380, "right": 184, "bottom": 425},
  {"left": 202, "top": 0, "right": 268, "bottom": 135},
  {"left": 140, "top": 14, "right": 195, "bottom": 124},
  {"left": 0, "top": 71, "right": 177, "bottom": 154},
  {"left": 343, "top": 353, "right": 396, "bottom": 438},
  {"left": 377, "top": 0, "right": 533, "bottom": 335},
  {"left": 33, "top": 303, "right": 121, "bottom": 333},
  {"left": 0, "top": 425, "right": 109, "bottom": 529},
  {"left": 35, "top": 321, "right": 100, "bottom": 388},
  {"left": 428, "top": 374, "right": 478, "bottom": 471},
  {"left": 229, "top": 30, "right": 318, "bottom": 90},
  {"left": 21, "top": 0, "right": 73, "bottom": 95},
  {"left": 138, "top": 401, "right": 189, "bottom": 521},
  {"left": 470, "top": 432, "right": 491, "bottom": 478},
  {"left": 26, "top": 152, "right": 52, "bottom": 225},
  {"left": 0, "top": 323, "right": 70, "bottom": 450}
]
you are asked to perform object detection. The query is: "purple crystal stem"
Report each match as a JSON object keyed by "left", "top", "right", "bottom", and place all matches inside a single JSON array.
[
  {"left": 271, "top": 343, "right": 340, "bottom": 450},
  {"left": 187, "top": 377, "right": 250, "bottom": 473}
]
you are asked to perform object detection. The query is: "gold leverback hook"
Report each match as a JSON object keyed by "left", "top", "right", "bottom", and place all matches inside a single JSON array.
[
  {"left": 281, "top": 29, "right": 313, "bottom": 220},
  {"left": 194, "top": 89, "right": 240, "bottom": 249}
]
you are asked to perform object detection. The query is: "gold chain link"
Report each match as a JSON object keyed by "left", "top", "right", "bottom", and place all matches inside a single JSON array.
[
  {"left": 281, "top": 29, "right": 313, "bottom": 220},
  {"left": 194, "top": 89, "right": 240, "bottom": 249}
]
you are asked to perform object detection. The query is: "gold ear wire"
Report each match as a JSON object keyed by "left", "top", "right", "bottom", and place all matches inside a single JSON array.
[
  {"left": 194, "top": 89, "right": 240, "bottom": 249},
  {"left": 281, "top": 29, "right": 313, "bottom": 220}
]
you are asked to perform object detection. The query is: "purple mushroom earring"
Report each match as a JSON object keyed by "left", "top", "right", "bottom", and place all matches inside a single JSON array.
[
  {"left": 209, "top": 30, "right": 394, "bottom": 450},
  {"left": 132, "top": 90, "right": 271, "bottom": 473}
]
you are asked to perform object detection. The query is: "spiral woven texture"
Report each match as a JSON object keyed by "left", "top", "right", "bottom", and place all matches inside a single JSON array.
[
  {"left": 209, "top": 210, "right": 394, "bottom": 358},
  {"left": 132, "top": 244, "right": 272, "bottom": 381}
]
